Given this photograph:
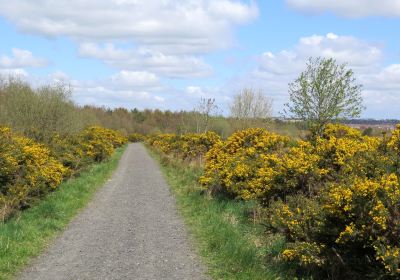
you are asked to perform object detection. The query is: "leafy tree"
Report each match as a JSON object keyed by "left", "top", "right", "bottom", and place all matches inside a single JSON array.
[{"left": 284, "top": 57, "right": 364, "bottom": 136}]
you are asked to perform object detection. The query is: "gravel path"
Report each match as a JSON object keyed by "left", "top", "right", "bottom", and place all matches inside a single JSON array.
[{"left": 19, "top": 143, "right": 208, "bottom": 280}]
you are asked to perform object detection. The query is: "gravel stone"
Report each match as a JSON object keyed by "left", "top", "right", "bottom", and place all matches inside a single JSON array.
[{"left": 19, "top": 143, "right": 209, "bottom": 280}]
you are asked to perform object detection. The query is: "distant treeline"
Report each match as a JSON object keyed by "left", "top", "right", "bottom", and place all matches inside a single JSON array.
[
  {"left": 343, "top": 119, "right": 400, "bottom": 125},
  {"left": 0, "top": 78, "right": 302, "bottom": 141}
]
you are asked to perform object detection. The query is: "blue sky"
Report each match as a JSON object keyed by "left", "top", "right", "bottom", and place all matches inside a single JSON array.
[{"left": 0, "top": 0, "right": 399, "bottom": 118}]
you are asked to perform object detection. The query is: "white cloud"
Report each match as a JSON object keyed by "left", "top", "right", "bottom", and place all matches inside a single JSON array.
[
  {"left": 256, "top": 33, "right": 382, "bottom": 76},
  {"left": 247, "top": 33, "right": 383, "bottom": 109},
  {"left": 0, "top": 48, "right": 47, "bottom": 69},
  {"left": 184, "top": 85, "right": 232, "bottom": 114},
  {"left": 154, "top": 95, "right": 165, "bottom": 102},
  {"left": 0, "top": 68, "right": 28, "bottom": 77},
  {"left": 359, "top": 64, "right": 400, "bottom": 118},
  {"left": 49, "top": 71, "right": 69, "bottom": 82},
  {"left": 9, "top": 68, "right": 167, "bottom": 109},
  {"left": 69, "top": 78, "right": 169, "bottom": 109},
  {"left": 0, "top": 0, "right": 258, "bottom": 54},
  {"left": 79, "top": 43, "right": 213, "bottom": 79},
  {"left": 48, "top": 69, "right": 169, "bottom": 109},
  {"left": 233, "top": 33, "right": 400, "bottom": 118},
  {"left": 0, "top": 1, "right": 257, "bottom": 84},
  {"left": 110, "top": 70, "right": 159, "bottom": 87},
  {"left": 286, "top": 0, "right": 400, "bottom": 18},
  {"left": 372, "top": 64, "right": 400, "bottom": 88},
  {"left": 186, "top": 86, "right": 208, "bottom": 98},
  {"left": 209, "top": 0, "right": 258, "bottom": 23},
  {"left": 72, "top": 86, "right": 154, "bottom": 108}
]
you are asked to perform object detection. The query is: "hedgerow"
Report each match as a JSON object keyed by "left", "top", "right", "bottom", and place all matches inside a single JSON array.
[
  {"left": 0, "top": 125, "right": 127, "bottom": 221},
  {"left": 147, "top": 131, "right": 221, "bottom": 162},
  {"left": 128, "top": 133, "right": 146, "bottom": 143},
  {"left": 199, "top": 128, "right": 290, "bottom": 200},
  {"left": 80, "top": 126, "right": 127, "bottom": 162},
  {"left": 150, "top": 124, "right": 400, "bottom": 279}
]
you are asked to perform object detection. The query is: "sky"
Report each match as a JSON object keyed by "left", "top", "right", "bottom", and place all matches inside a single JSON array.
[{"left": 0, "top": 0, "right": 399, "bottom": 119}]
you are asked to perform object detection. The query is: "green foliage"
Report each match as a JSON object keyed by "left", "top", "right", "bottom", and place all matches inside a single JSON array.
[
  {"left": 0, "top": 78, "right": 95, "bottom": 143},
  {"left": 284, "top": 57, "right": 364, "bottom": 136},
  {"left": 362, "top": 127, "right": 374, "bottom": 136}
]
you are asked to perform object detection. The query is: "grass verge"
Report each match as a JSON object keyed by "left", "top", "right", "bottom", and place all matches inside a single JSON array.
[
  {"left": 0, "top": 146, "right": 126, "bottom": 280},
  {"left": 150, "top": 149, "right": 287, "bottom": 280}
]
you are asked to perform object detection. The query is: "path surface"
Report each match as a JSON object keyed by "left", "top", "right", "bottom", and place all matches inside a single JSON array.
[{"left": 19, "top": 144, "right": 208, "bottom": 280}]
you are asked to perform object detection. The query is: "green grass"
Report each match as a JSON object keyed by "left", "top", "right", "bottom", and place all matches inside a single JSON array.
[
  {"left": 0, "top": 146, "right": 126, "bottom": 280},
  {"left": 150, "top": 151, "right": 288, "bottom": 280}
]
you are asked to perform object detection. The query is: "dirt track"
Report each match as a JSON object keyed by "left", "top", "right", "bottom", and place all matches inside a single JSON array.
[{"left": 19, "top": 143, "right": 208, "bottom": 280}]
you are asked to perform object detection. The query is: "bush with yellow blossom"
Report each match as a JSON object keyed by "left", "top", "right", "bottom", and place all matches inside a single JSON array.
[
  {"left": 0, "top": 125, "right": 127, "bottom": 220},
  {"left": 80, "top": 126, "right": 127, "bottom": 162},
  {"left": 147, "top": 123, "right": 400, "bottom": 278},
  {"left": 386, "top": 124, "right": 400, "bottom": 174},
  {"left": 147, "top": 132, "right": 221, "bottom": 162},
  {"left": 199, "top": 128, "right": 289, "bottom": 200},
  {"left": 128, "top": 133, "right": 146, "bottom": 143},
  {"left": 177, "top": 132, "right": 221, "bottom": 161},
  {"left": 265, "top": 124, "right": 400, "bottom": 279},
  {"left": 147, "top": 133, "right": 179, "bottom": 155},
  {"left": 0, "top": 127, "right": 67, "bottom": 220}
]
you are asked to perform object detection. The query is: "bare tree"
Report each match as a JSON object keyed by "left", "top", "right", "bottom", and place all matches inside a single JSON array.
[
  {"left": 229, "top": 88, "right": 273, "bottom": 129},
  {"left": 194, "top": 98, "right": 219, "bottom": 133}
]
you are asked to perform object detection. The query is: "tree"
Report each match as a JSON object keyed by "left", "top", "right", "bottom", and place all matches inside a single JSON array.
[
  {"left": 229, "top": 88, "right": 273, "bottom": 129},
  {"left": 194, "top": 98, "right": 219, "bottom": 133},
  {"left": 284, "top": 57, "right": 364, "bottom": 136},
  {"left": 0, "top": 78, "right": 91, "bottom": 142}
]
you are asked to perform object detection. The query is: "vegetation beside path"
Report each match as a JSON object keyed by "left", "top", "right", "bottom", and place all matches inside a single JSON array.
[
  {"left": 0, "top": 147, "right": 125, "bottom": 280},
  {"left": 151, "top": 149, "right": 287, "bottom": 280}
]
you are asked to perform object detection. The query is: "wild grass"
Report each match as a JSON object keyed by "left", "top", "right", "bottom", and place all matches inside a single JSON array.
[
  {"left": 0, "top": 146, "right": 125, "bottom": 280},
  {"left": 151, "top": 151, "right": 289, "bottom": 280}
]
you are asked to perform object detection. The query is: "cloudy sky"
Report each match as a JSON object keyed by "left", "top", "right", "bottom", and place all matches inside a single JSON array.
[{"left": 0, "top": 0, "right": 399, "bottom": 118}]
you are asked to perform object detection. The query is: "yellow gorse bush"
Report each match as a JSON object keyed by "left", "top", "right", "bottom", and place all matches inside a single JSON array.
[
  {"left": 387, "top": 124, "right": 400, "bottom": 174},
  {"left": 80, "top": 126, "right": 127, "bottom": 162},
  {"left": 147, "top": 131, "right": 221, "bottom": 162},
  {"left": 49, "top": 134, "right": 87, "bottom": 177},
  {"left": 147, "top": 133, "right": 178, "bottom": 154},
  {"left": 200, "top": 128, "right": 289, "bottom": 200},
  {"left": 150, "top": 123, "right": 400, "bottom": 278},
  {"left": 265, "top": 124, "right": 400, "bottom": 278},
  {"left": 324, "top": 174, "right": 400, "bottom": 275},
  {"left": 388, "top": 125, "right": 400, "bottom": 154},
  {"left": 0, "top": 125, "right": 127, "bottom": 221},
  {"left": 178, "top": 132, "right": 222, "bottom": 161},
  {"left": 128, "top": 133, "right": 146, "bottom": 143},
  {"left": 0, "top": 127, "right": 67, "bottom": 219}
]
